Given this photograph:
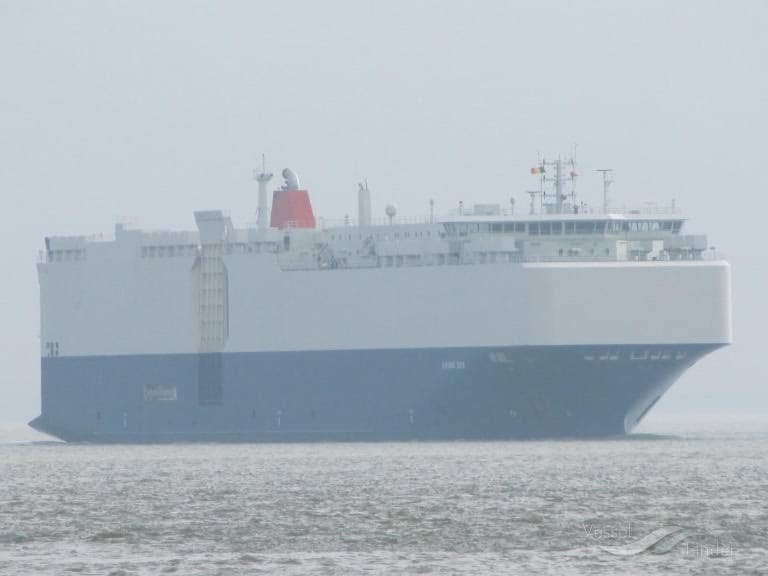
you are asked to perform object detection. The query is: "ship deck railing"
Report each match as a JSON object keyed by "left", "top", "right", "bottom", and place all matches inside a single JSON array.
[
  {"left": 316, "top": 204, "right": 683, "bottom": 230},
  {"left": 277, "top": 249, "right": 724, "bottom": 271}
]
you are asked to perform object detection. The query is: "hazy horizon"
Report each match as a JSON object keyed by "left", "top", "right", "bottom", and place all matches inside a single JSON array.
[{"left": 1, "top": 0, "right": 766, "bottom": 425}]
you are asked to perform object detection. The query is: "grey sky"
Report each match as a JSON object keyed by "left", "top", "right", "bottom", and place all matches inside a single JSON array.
[{"left": 1, "top": 0, "right": 765, "bottom": 423}]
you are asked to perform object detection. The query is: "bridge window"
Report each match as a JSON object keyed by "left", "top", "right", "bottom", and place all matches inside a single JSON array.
[
  {"left": 565, "top": 222, "right": 575, "bottom": 234},
  {"left": 575, "top": 221, "right": 594, "bottom": 234},
  {"left": 551, "top": 222, "right": 562, "bottom": 234},
  {"left": 621, "top": 220, "right": 667, "bottom": 233},
  {"left": 529, "top": 222, "right": 539, "bottom": 235}
]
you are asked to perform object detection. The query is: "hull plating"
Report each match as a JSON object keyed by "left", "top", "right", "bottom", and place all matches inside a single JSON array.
[{"left": 30, "top": 344, "right": 720, "bottom": 443}]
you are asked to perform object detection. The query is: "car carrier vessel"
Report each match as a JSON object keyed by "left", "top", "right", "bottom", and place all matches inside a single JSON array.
[{"left": 30, "top": 156, "right": 732, "bottom": 441}]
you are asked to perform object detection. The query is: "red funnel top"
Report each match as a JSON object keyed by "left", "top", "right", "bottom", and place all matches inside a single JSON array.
[{"left": 270, "top": 189, "right": 316, "bottom": 229}]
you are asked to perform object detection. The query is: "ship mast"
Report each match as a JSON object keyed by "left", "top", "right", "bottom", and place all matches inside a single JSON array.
[
  {"left": 529, "top": 155, "right": 578, "bottom": 214},
  {"left": 596, "top": 168, "right": 613, "bottom": 214}
]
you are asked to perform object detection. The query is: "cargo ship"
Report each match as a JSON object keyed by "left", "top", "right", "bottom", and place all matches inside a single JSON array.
[{"left": 30, "top": 156, "right": 732, "bottom": 441}]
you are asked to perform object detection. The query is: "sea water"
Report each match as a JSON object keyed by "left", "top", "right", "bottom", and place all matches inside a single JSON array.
[{"left": 1, "top": 414, "right": 766, "bottom": 575}]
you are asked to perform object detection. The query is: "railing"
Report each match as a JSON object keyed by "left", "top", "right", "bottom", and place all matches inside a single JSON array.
[
  {"left": 700, "top": 249, "right": 727, "bottom": 261},
  {"left": 318, "top": 216, "right": 435, "bottom": 229},
  {"left": 277, "top": 249, "right": 723, "bottom": 272},
  {"left": 316, "top": 203, "right": 682, "bottom": 230},
  {"left": 603, "top": 203, "right": 681, "bottom": 216},
  {"left": 445, "top": 203, "right": 681, "bottom": 217}
]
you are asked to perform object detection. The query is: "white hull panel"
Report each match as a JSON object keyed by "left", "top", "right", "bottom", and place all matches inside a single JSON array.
[{"left": 39, "top": 256, "right": 731, "bottom": 357}]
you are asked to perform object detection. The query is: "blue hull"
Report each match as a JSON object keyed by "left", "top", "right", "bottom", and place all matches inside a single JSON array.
[{"left": 30, "top": 344, "right": 720, "bottom": 442}]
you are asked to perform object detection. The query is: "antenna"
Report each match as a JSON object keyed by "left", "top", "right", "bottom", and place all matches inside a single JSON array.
[
  {"left": 357, "top": 179, "right": 372, "bottom": 227},
  {"left": 385, "top": 204, "right": 397, "bottom": 225},
  {"left": 568, "top": 157, "right": 578, "bottom": 207},
  {"left": 554, "top": 156, "right": 563, "bottom": 213},
  {"left": 596, "top": 169, "right": 614, "bottom": 214},
  {"left": 529, "top": 153, "right": 578, "bottom": 214},
  {"left": 526, "top": 190, "right": 541, "bottom": 215}
]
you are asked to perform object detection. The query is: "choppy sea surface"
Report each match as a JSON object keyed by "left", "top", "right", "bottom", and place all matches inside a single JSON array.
[{"left": 1, "top": 414, "right": 766, "bottom": 575}]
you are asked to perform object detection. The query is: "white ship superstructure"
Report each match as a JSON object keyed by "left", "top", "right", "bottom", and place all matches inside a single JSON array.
[{"left": 32, "top": 157, "right": 732, "bottom": 442}]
